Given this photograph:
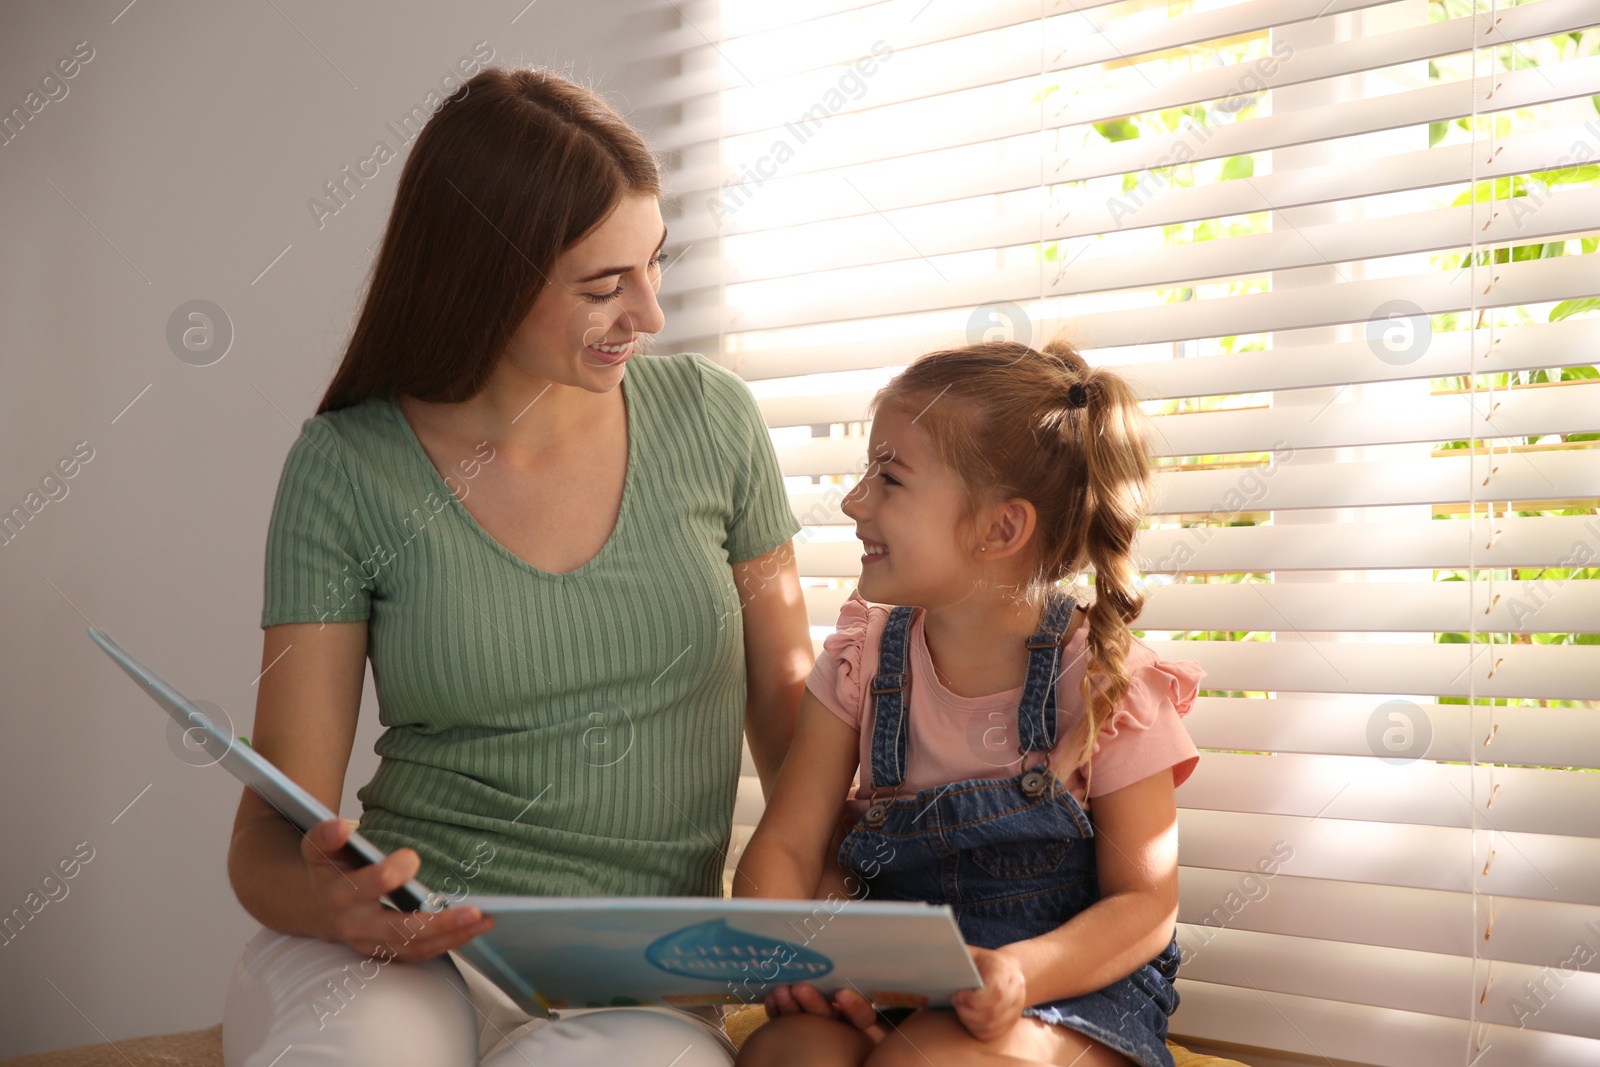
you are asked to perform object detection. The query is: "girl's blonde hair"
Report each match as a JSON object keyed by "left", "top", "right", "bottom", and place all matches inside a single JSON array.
[{"left": 869, "top": 333, "right": 1154, "bottom": 786}]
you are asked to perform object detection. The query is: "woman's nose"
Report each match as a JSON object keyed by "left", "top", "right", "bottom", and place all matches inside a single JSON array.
[{"left": 621, "top": 277, "right": 666, "bottom": 338}]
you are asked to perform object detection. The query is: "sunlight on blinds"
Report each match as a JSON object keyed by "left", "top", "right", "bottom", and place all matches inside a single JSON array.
[{"left": 655, "top": 1, "right": 1600, "bottom": 1063}]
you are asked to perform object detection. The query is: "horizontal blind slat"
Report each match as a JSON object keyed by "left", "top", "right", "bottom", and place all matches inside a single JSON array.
[
  {"left": 664, "top": 52, "right": 1600, "bottom": 181},
  {"left": 794, "top": 514, "right": 1600, "bottom": 571},
  {"left": 1181, "top": 753, "right": 1600, "bottom": 837},
  {"left": 739, "top": 315, "right": 1600, "bottom": 389},
  {"left": 1169, "top": 980, "right": 1600, "bottom": 1067},
  {"left": 663, "top": 2, "right": 1588, "bottom": 153},
  {"left": 1181, "top": 695, "right": 1600, "bottom": 767},
  {"left": 671, "top": 123, "right": 1591, "bottom": 291},
  {"left": 1154, "top": 503, "right": 1594, "bottom": 573},
  {"left": 1175, "top": 925, "right": 1600, "bottom": 1037},
  {"left": 1177, "top": 867, "right": 1600, "bottom": 974},
  {"left": 704, "top": 0, "right": 1403, "bottom": 141},
  {"left": 1141, "top": 638, "right": 1600, "bottom": 702},
  {"left": 677, "top": 233, "right": 1599, "bottom": 341},
  {"left": 672, "top": 119, "right": 1586, "bottom": 248},
  {"left": 800, "top": 576, "right": 1600, "bottom": 636},
  {"left": 1176, "top": 808, "right": 1600, "bottom": 904},
  {"left": 1049, "top": 0, "right": 1595, "bottom": 134},
  {"left": 678, "top": 180, "right": 1600, "bottom": 308},
  {"left": 758, "top": 370, "right": 1600, "bottom": 457},
  {"left": 1151, "top": 374, "right": 1600, "bottom": 457},
  {"left": 776, "top": 437, "right": 1600, "bottom": 510}
]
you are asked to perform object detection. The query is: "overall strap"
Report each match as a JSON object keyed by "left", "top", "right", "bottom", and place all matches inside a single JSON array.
[
  {"left": 867, "top": 604, "right": 917, "bottom": 791},
  {"left": 1016, "top": 591, "right": 1079, "bottom": 758}
]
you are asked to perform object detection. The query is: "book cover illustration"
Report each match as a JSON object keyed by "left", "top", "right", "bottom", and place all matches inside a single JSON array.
[{"left": 456, "top": 896, "right": 983, "bottom": 1013}]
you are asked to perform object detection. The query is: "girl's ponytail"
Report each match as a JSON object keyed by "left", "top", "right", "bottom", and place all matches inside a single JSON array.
[{"left": 1040, "top": 335, "right": 1154, "bottom": 789}]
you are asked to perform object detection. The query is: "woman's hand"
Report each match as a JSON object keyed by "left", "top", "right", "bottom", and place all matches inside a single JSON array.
[
  {"left": 300, "top": 817, "right": 493, "bottom": 962},
  {"left": 764, "top": 984, "right": 888, "bottom": 1043},
  {"left": 950, "top": 946, "right": 1029, "bottom": 1042}
]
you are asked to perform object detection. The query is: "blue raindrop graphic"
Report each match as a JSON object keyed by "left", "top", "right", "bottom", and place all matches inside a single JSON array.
[{"left": 645, "top": 919, "right": 834, "bottom": 984}]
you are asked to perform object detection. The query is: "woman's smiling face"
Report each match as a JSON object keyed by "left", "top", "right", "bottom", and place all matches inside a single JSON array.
[
  {"left": 841, "top": 401, "right": 986, "bottom": 607},
  {"left": 500, "top": 193, "right": 669, "bottom": 389}
]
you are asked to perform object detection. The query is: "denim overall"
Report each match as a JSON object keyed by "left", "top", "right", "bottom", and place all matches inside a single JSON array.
[{"left": 836, "top": 591, "right": 1181, "bottom": 1067}]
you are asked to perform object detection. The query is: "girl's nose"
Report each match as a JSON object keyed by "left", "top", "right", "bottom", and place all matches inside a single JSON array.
[{"left": 841, "top": 478, "right": 868, "bottom": 518}]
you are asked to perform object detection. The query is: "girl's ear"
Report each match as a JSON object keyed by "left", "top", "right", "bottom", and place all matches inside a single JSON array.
[{"left": 977, "top": 497, "right": 1037, "bottom": 560}]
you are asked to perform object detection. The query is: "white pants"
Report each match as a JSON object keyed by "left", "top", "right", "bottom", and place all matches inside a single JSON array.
[{"left": 222, "top": 924, "right": 736, "bottom": 1066}]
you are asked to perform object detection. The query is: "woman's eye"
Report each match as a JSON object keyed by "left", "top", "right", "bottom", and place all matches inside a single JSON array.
[
  {"left": 584, "top": 285, "right": 624, "bottom": 305},
  {"left": 584, "top": 255, "right": 668, "bottom": 304},
  {"left": 878, "top": 472, "right": 900, "bottom": 487}
]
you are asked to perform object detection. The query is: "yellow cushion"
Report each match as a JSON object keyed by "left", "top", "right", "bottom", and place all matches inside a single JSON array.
[{"left": 0, "top": 1024, "right": 225, "bottom": 1066}]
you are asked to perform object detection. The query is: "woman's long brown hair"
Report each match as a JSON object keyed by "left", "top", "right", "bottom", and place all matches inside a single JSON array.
[
  {"left": 318, "top": 67, "right": 661, "bottom": 414},
  {"left": 871, "top": 336, "right": 1154, "bottom": 790}
]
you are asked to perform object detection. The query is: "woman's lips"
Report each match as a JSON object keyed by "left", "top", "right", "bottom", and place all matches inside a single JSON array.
[{"left": 586, "top": 339, "right": 633, "bottom": 365}]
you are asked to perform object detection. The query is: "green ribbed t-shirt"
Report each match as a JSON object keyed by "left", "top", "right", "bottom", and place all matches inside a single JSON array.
[{"left": 260, "top": 352, "right": 802, "bottom": 899}]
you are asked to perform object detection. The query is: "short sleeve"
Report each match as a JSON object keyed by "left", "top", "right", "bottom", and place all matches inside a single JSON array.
[
  {"left": 691, "top": 354, "right": 803, "bottom": 564},
  {"left": 1085, "top": 647, "right": 1203, "bottom": 798},
  {"left": 260, "top": 417, "right": 373, "bottom": 628},
  {"left": 804, "top": 591, "right": 876, "bottom": 731}
]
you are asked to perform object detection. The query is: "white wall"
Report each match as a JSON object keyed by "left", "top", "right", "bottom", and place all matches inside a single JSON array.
[{"left": 0, "top": 0, "right": 675, "bottom": 1054}]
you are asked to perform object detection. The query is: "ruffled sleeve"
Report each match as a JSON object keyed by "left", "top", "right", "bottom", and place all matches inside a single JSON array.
[
  {"left": 804, "top": 590, "right": 878, "bottom": 731},
  {"left": 1084, "top": 643, "right": 1204, "bottom": 798}
]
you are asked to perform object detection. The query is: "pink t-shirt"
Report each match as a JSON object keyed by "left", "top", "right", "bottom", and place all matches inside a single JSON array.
[{"left": 808, "top": 592, "right": 1202, "bottom": 824}]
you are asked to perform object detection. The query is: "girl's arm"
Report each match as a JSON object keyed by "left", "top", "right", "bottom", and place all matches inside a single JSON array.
[
  {"left": 1000, "top": 767, "right": 1182, "bottom": 1004},
  {"left": 732, "top": 540, "right": 814, "bottom": 799},
  {"left": 733, "top": 686, "right": 860, "bottom": 899}
]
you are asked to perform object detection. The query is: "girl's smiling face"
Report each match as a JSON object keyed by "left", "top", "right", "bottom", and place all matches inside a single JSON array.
[{"left": 841, "top": 402, "right": 989, "bottom": 607}]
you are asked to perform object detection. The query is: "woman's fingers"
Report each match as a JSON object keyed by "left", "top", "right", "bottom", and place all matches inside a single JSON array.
[
  {"left": 297, "top": 817, "right": 490, "bottom": 962},
  {"left": 349, "top": 902, "right": 493, "bottom": 962},
  {"left": 377, "top": 909, "right": 494, "bottom": 962}
]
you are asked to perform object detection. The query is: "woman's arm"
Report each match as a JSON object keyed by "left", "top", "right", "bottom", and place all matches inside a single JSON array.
[
  {"left": 999, "top": 768, "right": 1182, "bottom": 1004},
  {"left": 732, "top": 539, "right": 812, "bottom": 799},
  {"left": 734, "top": 686, "right": 860, "bottom": 899},
  {"left": 227, "top": 621, "right": 489, "bottom": 960}
]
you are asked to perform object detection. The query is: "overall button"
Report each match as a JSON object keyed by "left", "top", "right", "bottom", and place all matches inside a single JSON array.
[
  {"left": 1020, "top": 771, "right": 1048, "bottom": 797},
  {"left": 864, "top": 802, "right": 891, "bottom": 827}
]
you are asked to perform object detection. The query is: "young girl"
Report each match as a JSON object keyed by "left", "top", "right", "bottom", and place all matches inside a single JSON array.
[{"left": 733, "top": 337, "right": 1202, "bottom": 1067}]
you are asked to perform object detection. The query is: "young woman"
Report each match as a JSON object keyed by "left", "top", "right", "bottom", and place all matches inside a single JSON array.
[
  {"left": 734, "top": 339, "right": 1202, "bottom": 1067},
  {"left": 223, "top": 67, "right": 812, "bottom": 1066}
]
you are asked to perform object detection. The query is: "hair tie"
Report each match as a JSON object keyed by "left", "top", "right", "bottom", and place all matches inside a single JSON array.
[{"left": 1064, "top": 382, "right": 1089, "bottom": 409}]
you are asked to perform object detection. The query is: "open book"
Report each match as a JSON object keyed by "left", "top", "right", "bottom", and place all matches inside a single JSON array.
[
  {"left": 450, "top": 895, "right": 981, "bottom": 1015},
  {"left": 87, "top": 625, "right": 981, "bottom": 1018}
]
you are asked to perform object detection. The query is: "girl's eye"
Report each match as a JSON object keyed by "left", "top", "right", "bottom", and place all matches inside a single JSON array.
[
  {"left": 582, "top": 254, "right": 669, "bottom": 305},
  {"left": 878, "top": 472, "right": 900, "bottom": 487}
]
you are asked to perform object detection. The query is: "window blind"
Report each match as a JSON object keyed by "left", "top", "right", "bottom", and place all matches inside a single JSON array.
[{"left": 652, "top": 2, "right": 1600, "bottom": 1063}]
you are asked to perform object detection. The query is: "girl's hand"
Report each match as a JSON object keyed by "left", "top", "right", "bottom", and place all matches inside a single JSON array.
[
  {"left": 763, "top": 984, "right": 888, "bottom": 1043},
  {"left": 301, "top": 817, "right": 493, "bottom": 962},
  {"left": 950, "top": 946, "right": 1029, "bottom": 1042}
]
